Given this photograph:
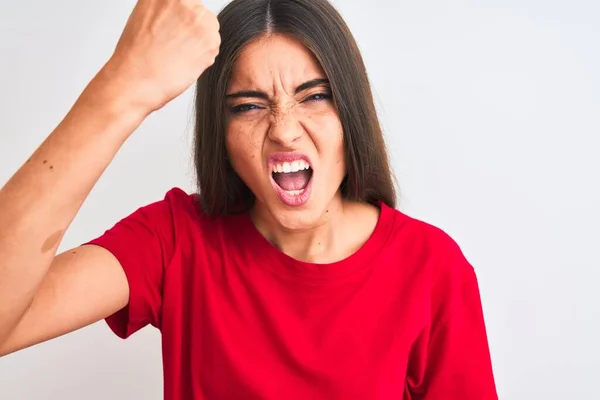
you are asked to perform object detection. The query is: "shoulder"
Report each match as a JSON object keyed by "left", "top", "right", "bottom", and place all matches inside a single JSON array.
[
  {"left": 150, "top": 187, "right": 200, "bottom": 215},
  {"left": 382, "top": 203, "right": 476, "bottom": 282},
  {"left": 150, "top": 187, "right": 240, "bottom": 245},
  {"left": 88, "top": 187, "right": 202, "bottom": 247},
  {"left": 100, "top": 187, "right": 215, "bottom": 250},
  {"left": 383, "top": 205, "right": 483, "bottom": 320},
  {"left": 134, "top": 187, "right": 206, "bottom": 226}
]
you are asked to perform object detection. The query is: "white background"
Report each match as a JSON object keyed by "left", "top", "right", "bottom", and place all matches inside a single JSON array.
[{"left": 1, "top": 0, "right": 599, "bottom": 398}]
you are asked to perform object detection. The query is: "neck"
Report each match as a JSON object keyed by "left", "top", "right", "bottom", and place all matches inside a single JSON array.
[{"left": 250, "top": 195, "right": 380, "bottom": 264}]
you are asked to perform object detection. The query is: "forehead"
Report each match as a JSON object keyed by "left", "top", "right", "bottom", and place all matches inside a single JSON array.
[{"left": 228, "top": 33, "right": 326, "bottom": 92}]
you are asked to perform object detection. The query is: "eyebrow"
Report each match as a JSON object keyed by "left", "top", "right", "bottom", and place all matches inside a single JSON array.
[{"left": 225, "top": 78, "right": 330, "bottom": 100}]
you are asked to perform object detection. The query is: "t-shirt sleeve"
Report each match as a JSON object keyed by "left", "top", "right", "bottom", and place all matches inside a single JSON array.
[
  {"left": 405, "top": 236, "right": 498, "bottom": 399},
  {"left": 84, "top": 190, "right": 179, "bottom": 339}
]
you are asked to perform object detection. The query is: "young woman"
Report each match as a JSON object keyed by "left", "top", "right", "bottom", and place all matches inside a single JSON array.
[{"left": 0, "top": 0, "right": 498, "bottom": 398}]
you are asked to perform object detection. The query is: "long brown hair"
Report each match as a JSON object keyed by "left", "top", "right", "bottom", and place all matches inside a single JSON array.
[{"left": 194, "top": 0, "right": 396, "bottom": 216}]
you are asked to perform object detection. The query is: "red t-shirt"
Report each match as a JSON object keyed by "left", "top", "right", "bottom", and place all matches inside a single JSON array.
[{"left": 87, "top": 187, "right": 497, "bottom": 399}]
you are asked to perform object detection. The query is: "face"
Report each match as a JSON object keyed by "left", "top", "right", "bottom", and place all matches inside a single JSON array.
[{"left": 225, "top": 33, "right": 346, "bottom": 231}]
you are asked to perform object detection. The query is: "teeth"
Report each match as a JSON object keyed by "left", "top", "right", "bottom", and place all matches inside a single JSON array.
[
  {"left": 285, "top": 189, "right": 304, "bottom": 196},
  {"left": 272, "top": 160, "right": 311, "bottom": 174}
]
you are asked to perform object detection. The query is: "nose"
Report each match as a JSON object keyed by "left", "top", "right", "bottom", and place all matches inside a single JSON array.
[{"left": 267, "top": 107, "right": 303, "bottom": 147}]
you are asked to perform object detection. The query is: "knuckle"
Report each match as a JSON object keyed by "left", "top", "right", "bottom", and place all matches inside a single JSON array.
[
  {"left": 212, "top": 33, "right": 221, "bottom": 48},
  {"left": 187, "top": 4, "right": 207, "bottom": 22},
  {"left": 207, "top": 47, "right": 219, "bottom": 59},
  {"left": 205, "top": 55, "right": 216, "bottom": 68},
  {"left": 210, "top": 13, "right": 220, "bottom": 30}
]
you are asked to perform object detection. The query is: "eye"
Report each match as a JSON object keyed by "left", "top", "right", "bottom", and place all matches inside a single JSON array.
[
  {"left": 230, "top": 104, "right": 263, "bottom": 114},
  {"left": 304, "top": 92, "right": 332, "bottom": 102}
]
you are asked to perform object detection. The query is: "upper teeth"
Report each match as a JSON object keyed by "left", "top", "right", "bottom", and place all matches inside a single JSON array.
[{"left": 272, "top": 160, "right": 311, "bottom": 173}]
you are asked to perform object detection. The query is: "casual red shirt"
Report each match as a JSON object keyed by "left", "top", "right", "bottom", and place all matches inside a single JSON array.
[{"left": 87, "top": 187, "right": 497, "bottom": 399}]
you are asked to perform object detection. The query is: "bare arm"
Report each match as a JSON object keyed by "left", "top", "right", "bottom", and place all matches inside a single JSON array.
[
  {"left": 0, "top": 0, "right": 220, "bottom": 354},
  {"left": 0, "top": 245, "right": 128, "bottom": 357},
  {"left": 0, "top": 69, "right": 147, "bottom": 350}
]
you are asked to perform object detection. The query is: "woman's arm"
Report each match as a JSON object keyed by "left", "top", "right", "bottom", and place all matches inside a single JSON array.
[
  {"left": 0, "top": 0, "right": 220, "bottom": 354},
  {"left": 0, "top": 245, "right": 129, "bottom": 356},
  {"left": 0, "top": 69, "right": 148, "bottom": 352}
]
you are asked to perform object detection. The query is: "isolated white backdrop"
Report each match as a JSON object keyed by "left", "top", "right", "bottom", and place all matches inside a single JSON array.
[{"left": 1, "top": 0, "right": 599, "bottom": 399}]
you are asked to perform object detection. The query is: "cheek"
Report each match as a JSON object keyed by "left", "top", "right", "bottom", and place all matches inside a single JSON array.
[
  {"left": 225, "top": 123, "right": 264, "bottom": 183},
  {"left": 307, "top": 112, "right": 345, "bottom": 166}
]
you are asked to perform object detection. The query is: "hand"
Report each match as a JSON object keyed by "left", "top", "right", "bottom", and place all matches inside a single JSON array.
[{"left": 105, "top": 0, "right": 221, "bottom": 113}]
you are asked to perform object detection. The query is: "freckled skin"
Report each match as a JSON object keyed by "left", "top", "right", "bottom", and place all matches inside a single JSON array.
[{"left": 225, "top": 34, "right": 346, "bottom": 232}]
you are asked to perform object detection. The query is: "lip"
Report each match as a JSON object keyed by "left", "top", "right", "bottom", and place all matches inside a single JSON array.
[
  {"left": 267, "top": 151, "right": 313, "bottom": 169},
  {"left": 267, "top": 151, "right": 314, "bottom": 207}
]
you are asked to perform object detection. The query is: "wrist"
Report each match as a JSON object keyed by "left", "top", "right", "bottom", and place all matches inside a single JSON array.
[
  {"left": 64, "top": 69, "right": 149, "bottom": 145},
  {"left": 82, "top": 60, "right": 158, "bottom": 124}
]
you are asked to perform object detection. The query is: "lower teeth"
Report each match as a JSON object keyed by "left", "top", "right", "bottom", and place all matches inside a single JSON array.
[{"left": 285, "top": 189, "right": 304, "bottom": 196}]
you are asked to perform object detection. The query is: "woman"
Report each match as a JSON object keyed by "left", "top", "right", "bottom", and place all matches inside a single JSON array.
[{"left": 0, "top": 0, "right": 498, "bottom": 398}]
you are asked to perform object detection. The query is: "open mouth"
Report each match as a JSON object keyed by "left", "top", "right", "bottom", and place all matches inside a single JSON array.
[
  {"left": 268, "top": 154, "right": 314, "bottom": 207},
  {"left": 271, "top": 160, "right": 313, "bottom": 195}
]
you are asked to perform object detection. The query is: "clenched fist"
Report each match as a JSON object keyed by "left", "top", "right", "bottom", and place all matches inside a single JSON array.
[{"left": 106, "top": 0, "right": 221, "bottom": 113}]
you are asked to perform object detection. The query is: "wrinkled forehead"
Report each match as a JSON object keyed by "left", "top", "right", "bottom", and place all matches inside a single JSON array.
[{"left": 227, "top": 33, "right": 327, "bottom": 96}]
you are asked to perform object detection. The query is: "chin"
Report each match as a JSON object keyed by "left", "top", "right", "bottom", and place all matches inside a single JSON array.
[
  {"left": 270, "top": 204, "right": 324, "bottom": 231},
  {"left": 263, "top": 187, "right": 342, "bottom": 232}
]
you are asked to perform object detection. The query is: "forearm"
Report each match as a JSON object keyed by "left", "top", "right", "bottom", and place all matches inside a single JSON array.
[{"left": 0, "top": 64, "right": 149, "bottom": 343}]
